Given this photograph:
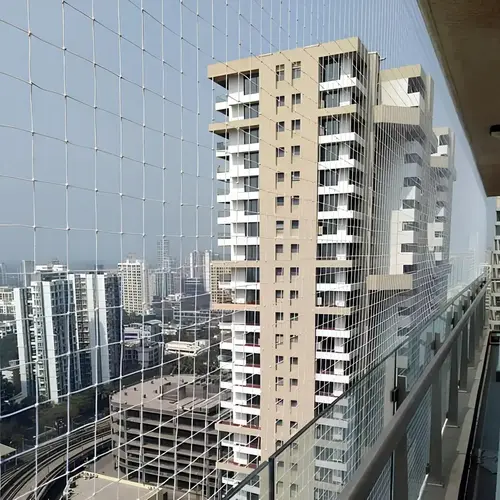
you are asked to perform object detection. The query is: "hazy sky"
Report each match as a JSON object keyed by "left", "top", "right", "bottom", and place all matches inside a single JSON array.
[{"left": 0, "top": 0, "right": 490, "bottom": 268}]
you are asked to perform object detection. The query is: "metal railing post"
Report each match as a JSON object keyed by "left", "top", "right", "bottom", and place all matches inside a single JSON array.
[
  {"left": 468, "top": 308, "right": 477, "bottom": 367},
  {"left": 393, "top": 375, "right": 409, "bottom": 500},
  {"left": 428, "top": 325, "right": 443, "bottom": 486},
  {"left": 268, "top": 456, "right": 275, "bottom": 500},
  {"left": 459, "top": 294, "right": 470, "bottom": 391},
  {"left": 447, "top": 304, "right": 459, "bottom": 427}
]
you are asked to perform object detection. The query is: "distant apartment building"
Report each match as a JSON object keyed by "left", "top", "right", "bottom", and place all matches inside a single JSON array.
[
  {"left": 208, "top": 37, "right": 455, "bottom": 493},
  {"left": 118, "top": 256, "right": 150, "bottom": 314},
  {"left": 165, "top": 339, "right": 208, "bottom": 358},
  {"left": 122, "top": 339, "right": 160, "bottom": 372},
  {"left": 14, "top": 271, "right": 122, "bottom": 402},
  {"left": 0, "top": 286, "right": 15, "bottom": 316},
  {"left": 110, "top": 376, "right": 223, "bottom": 498},
  {"left": 15, "top": 277, "right": 78, "bottom": 403},
  {"left": 490, "top": 198, "right": 500, "bottom": 330},
  {"left": 68, "top": 273, "right": 122, "bottom": 387},
  {"left": 189, "top": 250, "right": 212, "bottom": 293},
  {"left": 21, "top": 260, "right": 35, "bottom": 287}
]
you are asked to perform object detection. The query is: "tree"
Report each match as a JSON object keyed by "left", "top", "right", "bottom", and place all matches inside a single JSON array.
[{"left": 0, "top": 335, "right": 18, "bottom": 368}]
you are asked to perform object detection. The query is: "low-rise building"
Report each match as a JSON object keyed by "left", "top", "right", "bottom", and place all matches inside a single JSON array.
[
  {"left": 165, "top": 340, "right": 208, "bottom": 357},
  {"left": 110, "top": 376, "right": 225, "bottom": 498},
  {"left": 122, "top": 340, "right": 161, "bottom": 372}
]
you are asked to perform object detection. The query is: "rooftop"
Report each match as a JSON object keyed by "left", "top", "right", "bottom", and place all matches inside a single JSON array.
[
  {"left": 110, "top": 375, "right": 220, "bottom": 414},
  {"left": 68, "top": 472, "right": 161, "bottom": 500}
]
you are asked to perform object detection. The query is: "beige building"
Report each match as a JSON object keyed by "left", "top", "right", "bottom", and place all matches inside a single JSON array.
[{"left": 209, "top": 37, "right": 455, "bottom": 494}]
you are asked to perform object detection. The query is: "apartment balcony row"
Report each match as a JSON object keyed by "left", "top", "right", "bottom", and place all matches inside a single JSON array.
[
  {"left": 221, "top": 438, "right": 261, "bottom": 457},
  {"left": 216, "top": 163, "right": 259, "bottom": 181},
  {"left": 318, "top": 183, "right": 363, "bottom": 197},
  {"left": 216, "top": 419, "right": 261, "bottom": 437},
  {"left": 220, "top": 341, "right": 261, "bottom": 355},
  {"left": 217, "top": 211, "right": 259, "bottom": 225},
  {"left": 319, "top": 74, "right": 367, "bottom": 94},
  {"left": 215, "top": 141, "right": 259, "bottom": 158},
  {"left": 216, "top": 188, "right": 259, "bottom": 204},
  {"left": 219, "top": 360, "right": 261, "bottom": 376},
  {"left": 220, "top": 399, "right": 261, "bottom": 416}
]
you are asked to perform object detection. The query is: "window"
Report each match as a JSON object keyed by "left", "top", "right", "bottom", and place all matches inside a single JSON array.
[
  {"left": 319, "top": 117, "right": 340, "bottom": 136},
  {"left": 246, "top": 222, "right": 259, "bottom": 236},
  {"left": 244, "top": 199, "right": 259, "bottom": 215},
  {"left": 276, "top": 220, "right": 284, "bottom": 232},
  {"left": 290, "top": 378, "right": 298, "bottom": 387},
  {"left": 402, "top": 199, "right": 420, "bottom": 210},
  {"left": 407, "top": 76, "right": 426, "bottom": 99},
  {"left": 403, "top": 177, "right": 422, "bottom": 189},
  {"left": 243, "top": 152, "right": 259, "bottom": 169},
  {"left": 291, "top": 400, "right": 298, "bottom": 407},
  {"left": 320, "top": 89, "right": 340, "bottom": 108},
  {"left": 276, "top": 64, "right": 285, "bottom": 82},
  {"left": 243, "top": 128, "right": 259, "bottom": 144},
  {"left": 290, "top": 313, "right": 298, "bottom": 321},
  {"left": 244, "top": 103, "right": 259, "bottom": 119},
  {"left": 292, "top": 93, "right": 301, "bottom": 105},
  {"left": 435, "top": 231, "right": 444, "bottom": 238},
  {"left": 276, "top": 398, "right": 284, "bottom": 406},
  {"left": 276, "top": 147, "right": 285, "bottom": 158},
  {"left": 291, "top": 171, "right": 300, "bottom": 182},
  {"left": 276, "top": 96, "right": 285, "bottom": 107},
  {"left": 292, "top": 145, "right": 301, "bottom": 156},
  {"left": 276, "top": 196, "right": 285, "bottom": 206},
  {"left": 290, "top": 334, "right": 298, "bottom": 344},
  {"left": 439, "top": 134, "right": 449, "bottom": 146},
  {"left": 276, "top": 355, "right": 284, "bottom": 364},
  {"left": 276, "top": 440, "right": 284, "bottom": 448},
  {"left": 290, "top": 290, "right": 298, "bottom": 299},
  {"left": 276, "top": 420, "right": 283, "bottom": 430},
  {"left": 290, "top": 357, "right": 298, "bottom": 366},
  {"left": 244, "top": 72, "right": 259, "bottom": 95},
  {"left": 401, "top": 244, "right": 418, "bottom": 253},
  {"left": 292, "top": 61, "right": 301, "bottom": 79},
  {"left": 245, "top": 245, "right": 260, "bottom": 261},
  {"left": 292, "top": 119, "right": 301, "bottom": 131},
  {"left": 276, "top": 377, "right": 284, "bottom": 386},
  {"left": 276, "top": 312, "right": 284, "bottom": 321},
  {"left": 290, "top": 267, "right": 299, "bottom": 277},
  {"left": 290, "top": 421, "right": 298, "bottom": 430},
  {"left": 276, "top": 267, "right": 284, "bottom": 276},
  {"left": 276, "top": 121, "right": 285, "bottom": 133},
  {"left": 319, "top": 143, "right": 339, "bottom": 162},
  {"left": 319, "top": 169, "right": 338, "bottom": 187},
  {"left": 276, "top": 172, "right": 284, "bottom": 183},
  {"left": 291, "top": 244, "right": 299, "bottom": 254},
  {"left": 291, "top": 220, "right": 299, "bottom": 229},
  {"left": 402, "top": 221, "right": 419, "bottom": 231},
  {"left": 275, "top": 290, "right": 284, "bottom": 300},
  {"left": 276, "top": 244, "right": 284, "bottom": 254},
  {"left": 244, "top": 176, "right": 259, "bottom": 192},
  {"left": 320, "top": 55, "right": 341, "bottom": 82},
  {"left": 275, "top": 334, "right": 284, "bottom": 345},
  {"left": 291, "top": 195, "right": 300, "bottom": 206},
  {"left": 404, "top": 153, "right": 423, "bottom": 166}
]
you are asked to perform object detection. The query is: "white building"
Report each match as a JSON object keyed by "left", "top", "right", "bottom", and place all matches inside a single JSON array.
[
  {"left": 165, "top": 340, "right": 208, "bottom": 357},
  {"left": 118, "top": 256, "right": 150, "bottom": 314},
  {"left": 15, "top": 277, "right": 78, "bottom": 403},
  {"left": 68, "top": 273, "right": 122, "bottom": 387},
  {"left": 21, "top": 260, "right": 35, "bottom": 287},
  {"left": 0, "top": 286, "right": 15, "bottom": 316},
  {"left": 189, "top": 250, "right": 212, "bottom": 293}
]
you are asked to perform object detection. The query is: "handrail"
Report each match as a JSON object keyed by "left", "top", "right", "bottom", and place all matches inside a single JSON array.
[
  {"left": 221, "top": 273, "right": 488, "bottom": 499},
  {"left": 338, "top": 277, "right": 488, "bottom": 499}
]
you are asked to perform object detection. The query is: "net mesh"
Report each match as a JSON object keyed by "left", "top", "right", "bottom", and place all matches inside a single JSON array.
[{"left": 0, "top": 1, "right": 488, "bottom": 499}]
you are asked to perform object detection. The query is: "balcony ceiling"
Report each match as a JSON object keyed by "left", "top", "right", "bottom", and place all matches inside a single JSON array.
[{"left": 418, "top": 0, "right": 500, "bottom": 196}]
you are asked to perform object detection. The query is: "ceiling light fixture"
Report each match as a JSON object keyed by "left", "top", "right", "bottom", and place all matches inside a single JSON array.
[{"left": 490, "top": 125, "right": 500, "bottom": 139}]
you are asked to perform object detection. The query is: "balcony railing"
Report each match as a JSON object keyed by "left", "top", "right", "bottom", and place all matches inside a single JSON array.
[{"left": 222, "top": 273, "right": 488, "bottom": 500}]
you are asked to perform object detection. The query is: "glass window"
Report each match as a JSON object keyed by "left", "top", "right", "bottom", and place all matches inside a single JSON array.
[
  {"left": 291, "top": 171, "right": 300, "bottom": 182},
  {"left": 276, "top": 172, "right": 284, "bottom": 182},
  {"left": 291, "top": 244, "right": 299, "bottom": 254},
  {"left": 276, "top": 244, "right": 284, "bottom": 254},
  {"left": 244, "top": 72, "right": 259, "bottom": 95},
  {"left": 276, "top": 121, "right": 285, "bottom": 133},
  {"left": 292, "top": 93, "right": 301, "bottom": 105},
  {"left": 276, "top": 96, "right": 285, "bottom": 107},
  {"left": 244, "top": 152, "right": 259, "bottom": 169},
  {"left": 439, "top": 134, "right": 449, "bottom": 146},
  {"left": 243, "top": 128, "right": 259, "bottom": 144},
  {"left": 403, "top": 177, "right": 422, "bottom": 189},
  {"left": 246, "top": 222, "right": 259, "bottom": 237},
  {"left": 291, "top": 220, "right": 299, "bottom": 229},
  {"left": 244, "top": 176, "right": 259, "bottom": 192},
  {"left": 292, "top": 119, "right": 301, "bottom": 131},
  {"left": 290, "top": 291, "right": 298, "bottom": 299},
  {"left": 275, "top": 267, "right": 284, "bottom": 276},
  {"left": 319, "top": 143, "right": 339, "bottom": 162},
  {"left": 292, "top": 61, "right": 301, "bottom": 79},
  {"left": 320, "top": 90, "right": 340, "bottom": 108},
  {"left": 292, "top": 145, "right": 300, "bottom": 156},
  {"left": 407, "top": 76, "right": 426, "bottom": 99},
  {"left": 276, "top": 147, "right": 285, "bottom": 158},
  {"left": 276, "top": 312, "right": 284, "bottom": 321},
  {"left": 275, "top": 290, "right": 284, "bottom": 300},
  {"left": 244, "top": 199, "right": 259, "bottom": 215},
  {"left": 320, "top": 55, "right": 341, "bottom": 82},
  {"left": 291, "top": 195, "right": 300, "bottom": 206},
  {"left": 276, "top": 64, "right": 285, "bottom": 82},
  {"left": 290, "top": 267, "right": 299, "bottom": 277},
  {"left": 244, "top": 103, "right": 259, "bottom": 119},
  {"left": 319, "top": 117, "right": 340, "bottom": 135},
  {"left": 276, "top": 196, "right": 285, "bottom": 206}
]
